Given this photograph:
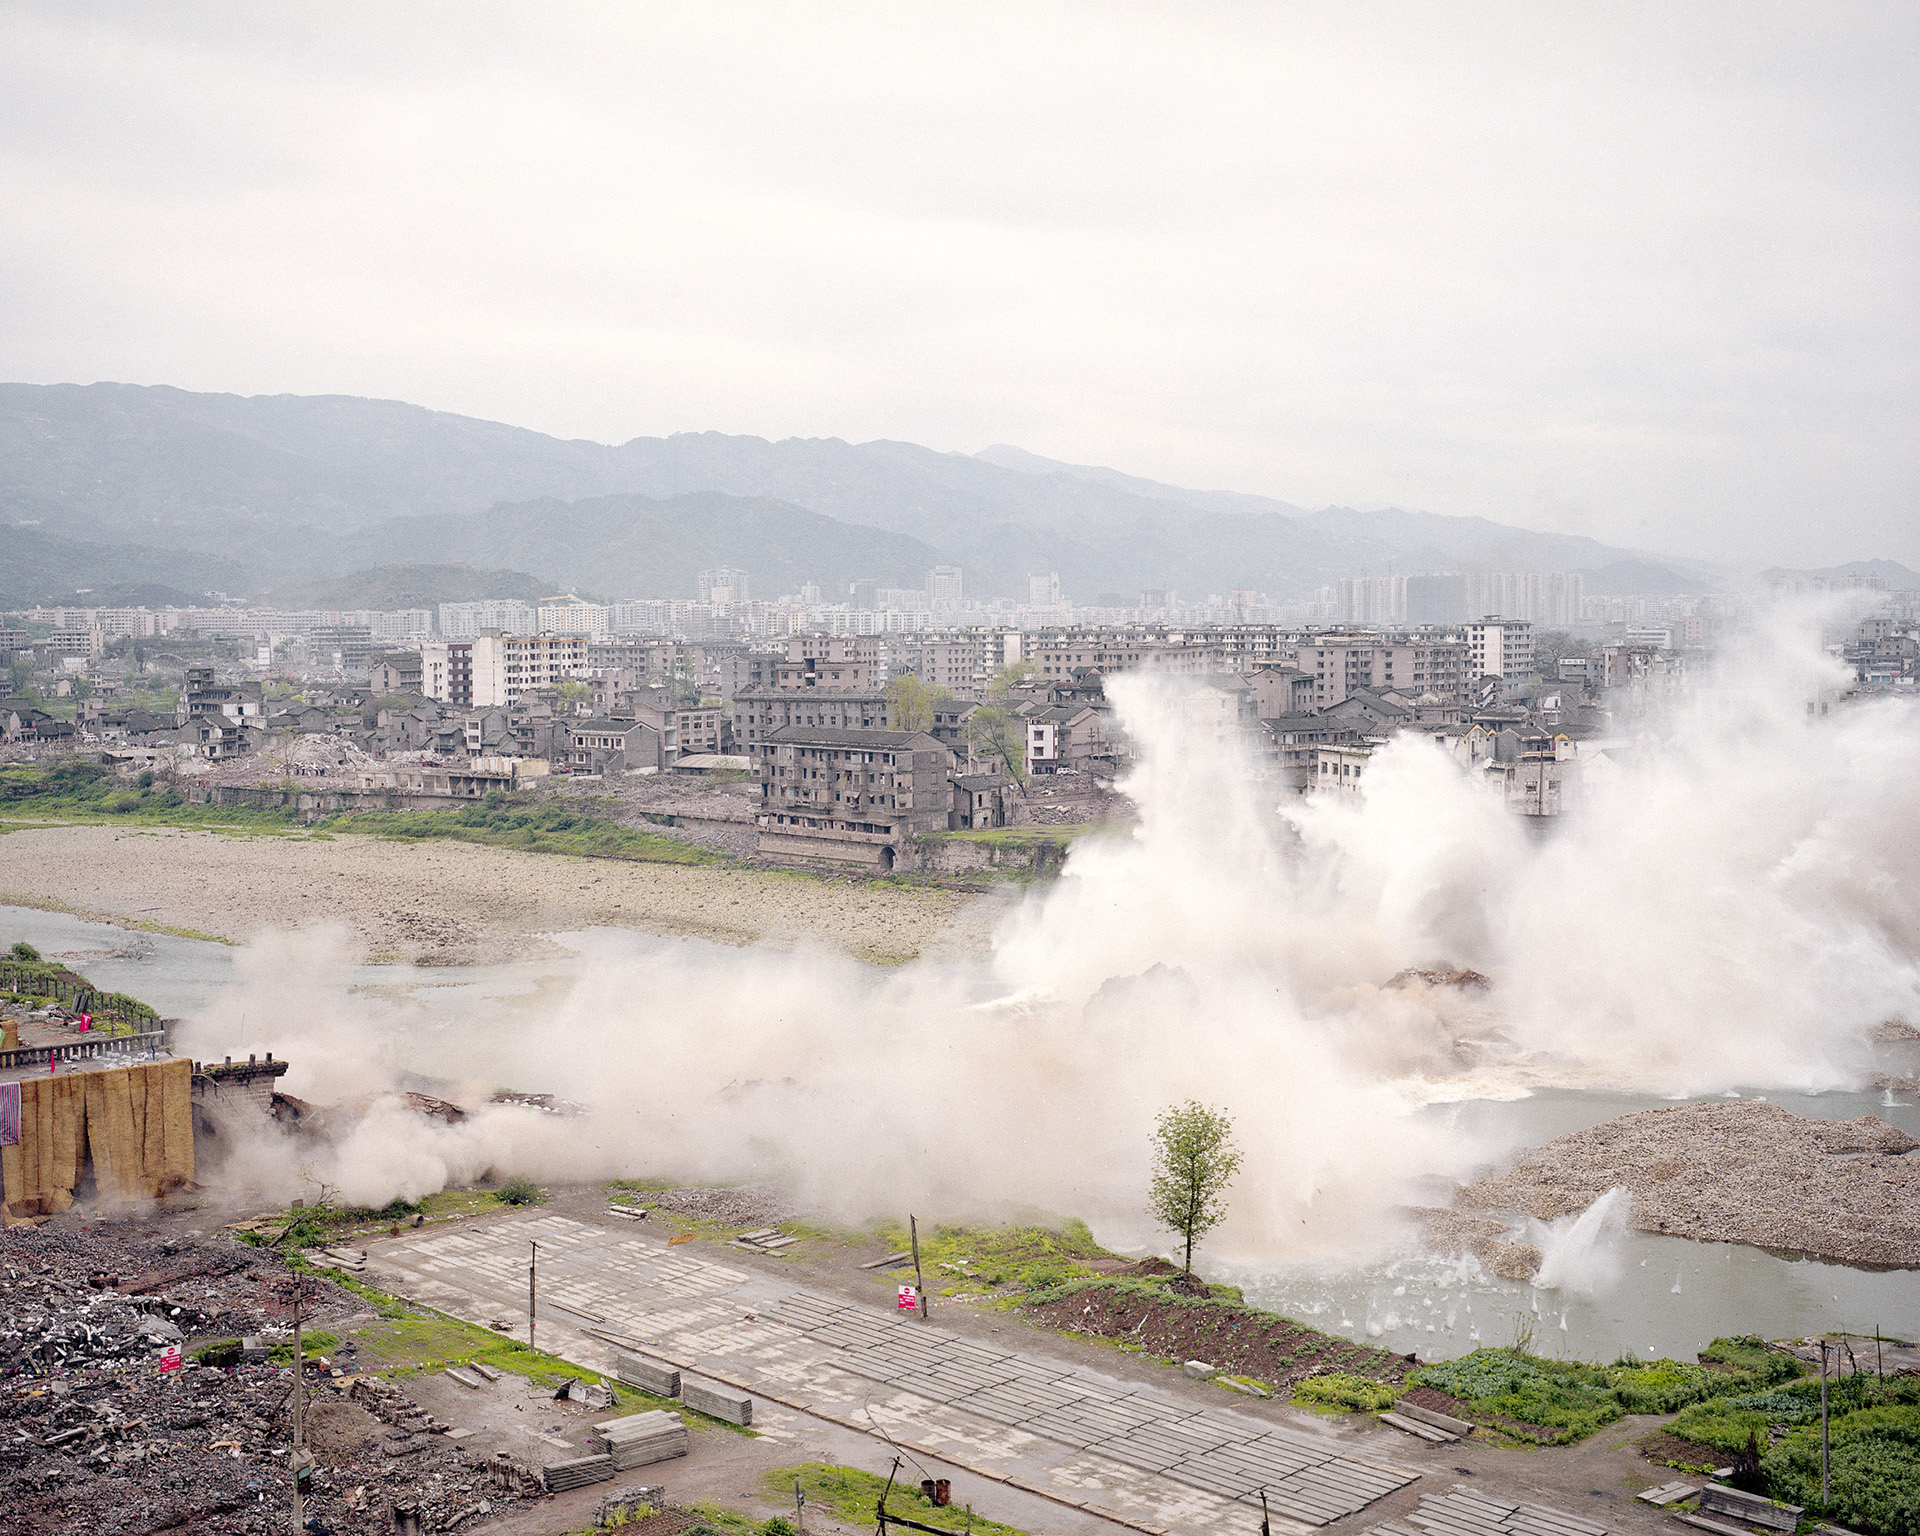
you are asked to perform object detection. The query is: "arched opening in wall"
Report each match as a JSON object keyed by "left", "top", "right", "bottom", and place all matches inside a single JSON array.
[{"left": 878, "top": 846, "right": 895, "bottom": 872}]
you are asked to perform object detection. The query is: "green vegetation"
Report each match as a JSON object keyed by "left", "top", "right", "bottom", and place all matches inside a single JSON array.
[
  {"left": 884, "top": 673, "right": 954, "bottom": 734},
  {"left": 1295, "top": 1373, "right": 1400, "bottom": 1412},
  {"left": 495, "top": 1175, "right": 546, "bottom": 1206},
  {"left": 1147, "top": 1100, "right": 1242, "bottom": 1275},
  {"left": 874, "top": 1217, "right": 1117, "bottom": 1294},
  {"left": 763, "top": 1463, "right": 1032, "bottom": 1536},
  {"left": 0, "top": 760, "right": 305, "bottom": 834},
  {"left": 269, "top": 1330, "right": 340, "bottom": 1364},
  {"left": 930, "top": 824, "right": 1105, "bottom": 847},
  {"left": 1411, "top": 1338, "right": 1811, "bottom": 1447},
  {"left": 9, "top": 941, "right": 39, "bottom": 961},
  {"left": 0, "top": 951, "right": 158, "bottom": 1024},
  {"left": 1756, "top": 1378, "right": 1920, "bottom": 1536},
  {"left": 329, "top": 795, "right": 724, "bottom": 864}
]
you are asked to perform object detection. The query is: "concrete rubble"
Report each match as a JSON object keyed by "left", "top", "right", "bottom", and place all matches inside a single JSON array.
[
  {"left": 1454, "top": 1100, "right": 1920, "bottom": 1266},
  {"left": 0, "top": 1223, "right": 551, "bottom": 1535}
]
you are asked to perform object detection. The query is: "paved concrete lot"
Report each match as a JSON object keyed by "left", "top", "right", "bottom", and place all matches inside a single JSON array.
[{"left": 362, "top": 1212, "right": 1425, "bottom": 1535}]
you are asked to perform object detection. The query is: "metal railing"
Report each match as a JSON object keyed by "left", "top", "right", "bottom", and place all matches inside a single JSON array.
[{"left": 0, "top": 1028, "right": 175, "bottom": 1074}]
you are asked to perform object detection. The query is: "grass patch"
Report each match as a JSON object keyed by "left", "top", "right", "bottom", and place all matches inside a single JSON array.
[
  {"left": 1411, "top": 1339, "right": 1813, "bottom": 1447},
  {"left": 870, "top": 1217, "right": 1119, "bottom": 1293},
  {"left": 291, "top": 1261, "right": 753, "bottom": 1436},
  {"left": 329, "top": 795, "right": 725, "bottom": 865},
  {"left": 0, "top": 761, "right": 309, "bottom": 835},
  {"left": 764, "top": 1463, "right": 1032, "bottom": 1535},
  {"left": 930, "top": 824, "right": 1109, "bottom": 847},
  {"left": 1294, "top": 1373, "right": 1400, "bottom": 1412}
]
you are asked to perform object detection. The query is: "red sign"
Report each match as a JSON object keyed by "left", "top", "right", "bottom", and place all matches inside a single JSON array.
[
  {"left": 897, "top": 1285, "right": 917, "bottom": 1311},
  {"left": 158, "top": 1344, "right": 182, "bottom": 1373}
]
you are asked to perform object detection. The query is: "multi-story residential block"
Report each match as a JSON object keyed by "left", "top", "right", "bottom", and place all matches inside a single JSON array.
[
  {"left": 439, "top": 599, "right": 538, "bottom": 637},
  {"left": 754, "top": 726, "right": 950, "bottom": 871},
  {"left": 538, "top": 596, "right": 610, "bottom": 634},
  {"left": 698, "top": 567, "right": 751, "bottom": 604},
  {"left": 904, "top": 630, "right": 1023, "bottom": 697},
  {"left": 730, "top": 690, "right": 892, "bottom": 754},
  {"left": 1290, "top": 634, "right": 1468, "bottom": 707},
  {"left": 1464, "top": 619, "right": 1535, "bottom": 681},
  {"left": 1312, "top": 741, "right": 1375, "bottom": 797},
  {"left": 449, "top": 632, "right": 591, "bottom": 706},
  {"left": 774, "top": 635, "right": 888, "bottom": 690}
]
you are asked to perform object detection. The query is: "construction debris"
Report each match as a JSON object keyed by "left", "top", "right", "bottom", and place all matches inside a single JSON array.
[
  {"left": 0, "top": 1223, "right": 548, "bottom": 1533},
  {"left": 588, "top": 1409, "right": 689, "bottom": 1469}
]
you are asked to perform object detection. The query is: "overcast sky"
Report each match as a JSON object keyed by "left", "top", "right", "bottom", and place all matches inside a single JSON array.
[{"left": 3, "top": 3, "right": 1914, "bottom": 567}]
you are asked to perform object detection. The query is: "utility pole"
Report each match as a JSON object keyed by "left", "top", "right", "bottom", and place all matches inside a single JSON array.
[
  {"left": 909, "top": 1216, "right": 928, "bottom": 1321},
  {"left": 290, "top": 1275, "right": 313, "bottom": 1532},
  {"left": 1820, "top": 1339, "right": 1831, "bottom": 1505},
  {"left": 528, "top": 1240, "right": 539, "bottom": 1354}
]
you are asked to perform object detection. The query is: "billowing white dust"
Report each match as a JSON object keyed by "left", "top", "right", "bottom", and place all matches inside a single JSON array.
[{"left": 180, "top": 600, "right": 1920, "bottom": 1267}]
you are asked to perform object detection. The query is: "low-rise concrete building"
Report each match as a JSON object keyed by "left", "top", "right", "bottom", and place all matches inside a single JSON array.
[{"left": 754, "top": 726, "right": 949, "bottom": 871}]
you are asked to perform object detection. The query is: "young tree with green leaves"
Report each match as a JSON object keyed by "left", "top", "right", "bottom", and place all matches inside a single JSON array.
[
  {"left": 884, "top": 673, "right": 953, "bottom": 734},
  {"left": 964, "top": 703, "right": 1028, "bottom": 784},
  {"left": 1147, "top": 1100, "right": 1242, "bottom": 1275}
]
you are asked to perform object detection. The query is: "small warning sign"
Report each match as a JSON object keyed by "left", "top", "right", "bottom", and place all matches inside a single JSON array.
[
  {"left": 896, "top": 1285, "right": 918, "bottom": 1311},
  {"left": 158, "top": 1344, "right": 182, "bottom": 1373}
]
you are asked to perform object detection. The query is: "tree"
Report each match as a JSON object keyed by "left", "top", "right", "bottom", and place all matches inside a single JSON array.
[
  {"left": 965, "top": 703, "right": 1028, "bottom": 784},
  {"left": 1147, "top": 1100, "right": 1242, "bottom": 1275},
  {"left": 885, "top": 673, "right": 953, "bottom": 735},
  {"left": 986, "top": 659, "right": 1037, "bottom": 698}
]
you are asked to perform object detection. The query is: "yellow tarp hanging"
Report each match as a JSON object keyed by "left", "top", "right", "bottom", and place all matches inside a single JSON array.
[{"left": 1, "top": 1058, "right": 194, "bottom": 1220}]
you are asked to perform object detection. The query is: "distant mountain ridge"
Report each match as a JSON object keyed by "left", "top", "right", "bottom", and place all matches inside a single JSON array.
[{"left": 0, "top": 380, "right": 1747, "bottom": 603}]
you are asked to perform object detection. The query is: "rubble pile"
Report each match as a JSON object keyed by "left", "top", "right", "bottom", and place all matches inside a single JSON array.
[
  {"left": 1456, "top": 1101, "right": 1920, "bottom": 1266},
  {"left": 637, "top": 1185, "right": 792, "bottom": 1226},
  {"left": 0, "top": 1223, "right": 355, "bottom": 1350},
  {"left": 0, "top": 1224, "right": 548, "bottom": 1535}
]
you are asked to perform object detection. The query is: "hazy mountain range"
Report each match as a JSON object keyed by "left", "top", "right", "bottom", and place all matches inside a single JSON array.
[{"left": 0, "top": 380, "right": 1834, "bottom": 609}]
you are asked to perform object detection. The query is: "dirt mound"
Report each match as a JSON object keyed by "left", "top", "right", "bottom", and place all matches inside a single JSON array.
[{"left": 1024, "top": 1282, "right": 1411, "bottom": 1389}]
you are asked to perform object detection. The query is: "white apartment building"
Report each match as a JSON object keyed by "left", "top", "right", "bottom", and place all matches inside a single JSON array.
[
  {"left": 439, "top": 600, "right": 537, "bottom": 637},
  {"left": 458, "top": 632, "right": 592, "bottom": 706},
  {"left": 538, "top": 596, "right": 609, "bottom": 634},
  {"left": 926, "top": 565, "right": 965, "bottom": 614},
  {"left": 1464, "top": 619, "right": 1535, "bottom": 679}
]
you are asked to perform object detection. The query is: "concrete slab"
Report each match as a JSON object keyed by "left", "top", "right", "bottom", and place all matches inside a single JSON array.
[{"left": 362, "top": 1211, "right": 1420, "bottom": 1536}]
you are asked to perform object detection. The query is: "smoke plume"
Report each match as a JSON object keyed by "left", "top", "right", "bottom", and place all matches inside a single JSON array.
[{"left": 180, "top": 601, "right": 1920, "bottom": 1266}]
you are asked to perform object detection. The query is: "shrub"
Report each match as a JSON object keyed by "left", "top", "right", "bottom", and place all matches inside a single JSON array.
[
  {"left": 496, "top": 1176, "right": 546, "bottom": 1207},
  {"left": 1409, "top": 1349, "right": 1623, "bottom": 1442},
  {"left": 9, "top": 941, "right": 40, "bottom": 962},
  {"left": 1610, "top": 1359, "right": 1749, "bottom": 1414},
  {"left": 1295, "top": 1373, "right": 1399, "bottom": 1412},
  {"left": 1763, "top": 1406, "right": 1920, "bottom": 1536},
  {"left": 1703, "top": 1336, "right": 1805, "bottom": 1384}
]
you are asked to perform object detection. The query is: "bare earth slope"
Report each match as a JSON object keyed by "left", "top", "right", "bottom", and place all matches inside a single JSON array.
[
  {"left": 0, "top": 824, "right": 1003, "bottom": 965},
  {"left": 1456, "top": 1100, "right": 1920, "bottom": 1267}
]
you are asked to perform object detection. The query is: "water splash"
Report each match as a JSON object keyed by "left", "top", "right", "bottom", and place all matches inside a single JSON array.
[{"left": 1532, "top": 1187, "right": 1632, "bottom": 1296}]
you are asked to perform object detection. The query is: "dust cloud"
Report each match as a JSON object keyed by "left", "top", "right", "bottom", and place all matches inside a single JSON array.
[{"left": 180, "top": 601, "right": 1920, "bottom": 1266}]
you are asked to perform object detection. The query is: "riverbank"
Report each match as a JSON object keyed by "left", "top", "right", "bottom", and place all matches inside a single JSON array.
[{"left": 0, "top": 822, "right": 1010, "bottom": 965}]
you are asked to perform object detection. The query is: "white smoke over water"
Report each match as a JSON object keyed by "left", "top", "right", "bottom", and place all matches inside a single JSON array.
[{"left": 181, "top": 600, "right": 1920, "bottom": 1267}]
